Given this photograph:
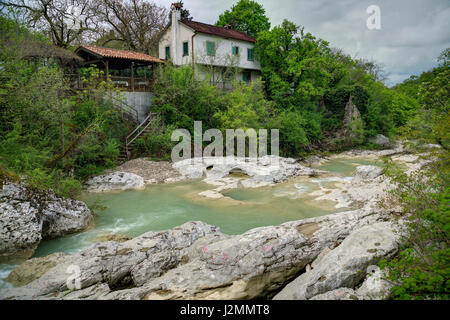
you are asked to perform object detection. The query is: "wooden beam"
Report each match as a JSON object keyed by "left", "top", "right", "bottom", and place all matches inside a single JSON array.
[
  {"left": 131, "top": 62, "right": 135, "bottom": 92},
  {"left": 105, "top": 60, "right": 109, "bottom": 80}
]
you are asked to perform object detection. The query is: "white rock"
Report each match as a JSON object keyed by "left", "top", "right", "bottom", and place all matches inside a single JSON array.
[
  {"left": 421, "top": 144, "right": 441, "bottom": 150},
  {"left": 1, "top": 208, "right": 388, "bottom": 300},
  {"left": 370, "top": 134, "right": 390, "bottom": 148},
  {"left": 174, "top": 156, "right": 322, "bottom": 198},
  {"left": 173, "top": 156, "right": 317, "bottom": 186},
  {"left": 356, "top": 266, "right": 392, "bottom": 300},
  {"left": 311, "top": 246, "right": 332, "bottom": 269},
  {"left": 85, "top": 171, "right": 145, "bottom": 192},
  {"left": 0, "top": 183, "right": 93, "bottom": 259},
  {"left": 273, "top": 222, "right": 399, "bottom": 300},
  {"left": 309, "top": 288, "right": 362, "bottom": 300},
  {"left": 198, "top": 190, "right": 224, "bottom": 199},
  {"left": 354, "top": 165, "right": 383, "bottom": 181},
  {"left": 391, "top": 154, "right": 419, "bottom": 163}
]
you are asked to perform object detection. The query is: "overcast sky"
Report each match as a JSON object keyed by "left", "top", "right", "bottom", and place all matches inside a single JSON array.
[{"left": 155, "top": 0, "right": 450, "bottom": 86}]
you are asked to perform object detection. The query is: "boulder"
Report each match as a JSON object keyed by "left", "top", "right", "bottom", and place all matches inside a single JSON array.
[
  {"left": 0, "top": 184, "right": 42, "bottom": 259},
  {"left": 173, "top": 156, "right": 319, "bottom": 185},
  {"left": 5, "top": 252, "right": 67, "bottom": 287},
  {"left": 93, "top": 233, "right": 131, "bottom": 243},
  {"left": 60, "top": 282, "right": 111, "bottom": 300},
  {"left": 420, "top": 143, "right": 441, "bottom": 150},
  {"left": 356, "top": 266, "right": 393, "bottom": 300},
  {"left": 370, "top": 134, "right": 390, "bottom": 148},
  {"left": 0, "top": 183, "right": 93, "bottom": 259},
  {"left": 0, "top": 208, "right": 388, "bottom": 300},
  {"left": 353, "top": 165, "right": 383, "bottom": 181},
  {"left": 313, "top": 165, "right": 390, "bottom": 210},
  {"left": 342, "top": 96, "right": 364, "bottom": 142},
  {"left": 0, "top": 221, "right": 221, "bottom": 299},
  {"left": 173, "top": 156, "right": 323, "bottom": 199},
  {"left": 272, "top": 222, "right": 399, "bottom": 300},
  {"left": 307, "top": 266, "right": 393, "bottom": 300},
  {"left": 85, "top": 172, "right": 145, "bottom": 192},
  {"left": 309, "top": 288, "right": 362, "bottom": 300},
  {"left": 391, "top": 154, "right": 419, "bottom": 163}
]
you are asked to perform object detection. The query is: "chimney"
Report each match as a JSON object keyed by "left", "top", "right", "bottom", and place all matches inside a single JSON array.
[
  {"left": 224, "top": 24, "right": 232, "bottom": 30},
  {"left": 171, "top": 3, "right": 182, "bottom": 64},
  {"left": 171, "top": 2, "right": 182, "bottom": 20},
  {"left": 171, "top": 3, "right": 182, "bottom": 25}
]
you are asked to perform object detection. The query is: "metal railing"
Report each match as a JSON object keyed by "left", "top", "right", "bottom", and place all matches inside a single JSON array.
[
  {"left": 65, "top": 74, "right": 154, "bottom": 92},
  {"left": 125, "top": 112, "right": 159, "bottom": 158},
  {"left": 107, "top": 94, "right": 140, "bottom": 123}
]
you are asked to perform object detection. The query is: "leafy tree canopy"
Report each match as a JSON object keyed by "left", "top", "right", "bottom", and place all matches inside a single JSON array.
[{"left": 215, "top": 0, "right": 270, "bottom": 38}]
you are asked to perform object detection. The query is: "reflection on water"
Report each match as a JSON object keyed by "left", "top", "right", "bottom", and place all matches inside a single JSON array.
[{"left": 0, "top": 157, "right": 383, "bottom": 290}]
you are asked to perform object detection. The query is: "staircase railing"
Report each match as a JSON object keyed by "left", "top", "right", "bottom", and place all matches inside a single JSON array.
[
  {"left": 124, "top": 112, "right": 158, "bottom": 158},
  {"left": 108, "top": 94, "right": 140, "bottom": 123}
]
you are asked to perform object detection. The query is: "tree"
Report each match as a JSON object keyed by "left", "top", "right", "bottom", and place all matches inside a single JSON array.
[
  {"left": 1, "top": 0, "right": 97, "bottom": 48},
  {"left": 255, "top": 20, "right": 338, "bottom": 110},
  {"left": 399, "top": 48, "right": 450, "bottom": 148},
  {"left": 215, "top": 0, "right": 270, "bottom": 38},
  {"left": 94, "top": 0, "right": 168, "bottom": 54}
]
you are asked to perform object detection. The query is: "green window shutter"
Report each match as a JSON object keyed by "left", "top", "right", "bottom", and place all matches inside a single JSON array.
[
  {"left": 232, "top": 46, "right": 239, "bottom": 55},
  {"left": 247, "top": 48, "right": 254, "bottom": 61},
  {"left": 242, "top": 72, "right": 248, "bottom": 83},
  {"left": 183, "top": 42, "right": 189, "bottom": 56},
  {"left": 206, "top": 41, "right": 215, "bottom": 56},
  {"left": 165, "top": 46, "right": 170, "bottom": 59}
]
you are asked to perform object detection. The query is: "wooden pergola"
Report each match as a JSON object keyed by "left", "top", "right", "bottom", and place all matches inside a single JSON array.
[{"left": 74, "top": 46, "right": 164, "bottom": 92}]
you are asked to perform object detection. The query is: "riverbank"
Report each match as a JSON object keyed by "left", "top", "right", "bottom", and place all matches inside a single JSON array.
[{"left": 0, "top": 143, "right": 433, "bottom": 299}]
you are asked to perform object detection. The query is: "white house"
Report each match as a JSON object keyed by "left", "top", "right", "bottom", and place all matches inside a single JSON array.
[{"left": 158, "top": 3, "right": 261, "bottom": 88}]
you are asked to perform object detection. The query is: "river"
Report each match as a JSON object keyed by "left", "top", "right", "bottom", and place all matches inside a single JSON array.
[{"left": 0, "top": 157, "right": 383, "bottom": 290}]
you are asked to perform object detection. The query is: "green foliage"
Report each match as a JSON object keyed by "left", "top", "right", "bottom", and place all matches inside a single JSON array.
[
  {"left": 215, "top": 0, "right": 270, "bottom": 38},
  {"left": 255, "top": 20, "right": 337, "bottom": 110},
  {"left": 390, "top": 91, "right": 419, "bottom": 127},
  {"left": 151, "top": 64, "right": 222, "bottom": 132},
  {"left": 0, "top": 17, "right": 130, "bottom": 197},
  {"left": 379, "top": 153, "right": 450, "bottom": 300},
  {"left": 363, "top": 81, "right": 395, "bottom": 138},
  {"left": 214, "top": 81, "right": 275, "bottom": 130},
  {"left": 269, "top": 111, "right": 308, "bottom": 156},
  {"left": 400, "top": 57, "right": 449, "bottom": 148},
  {"left": 134, "top": 119, "right": 176, "bottom": 160}
]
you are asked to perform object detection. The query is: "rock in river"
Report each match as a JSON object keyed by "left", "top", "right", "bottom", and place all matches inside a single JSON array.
[
  {"left": 85, "top": 171, "right": 145, "bottom": 192},
  {"left": 5, "top": 252, "right": 67, "bottom": 287},
  {"left": 0, "top": 182, "right": 93, "bottom": 259},
  {"left": 273, "top": 222, "right": 399, "bottom": 300}
]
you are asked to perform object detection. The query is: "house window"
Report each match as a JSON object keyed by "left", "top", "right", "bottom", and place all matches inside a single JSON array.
[
  {"left": 165, "top": 46, "right": 170, "bottom": 59},
  {"left": 222, "top": 69, "right": 234, "bottom": 82},
  {"left": 183, "top": 41, "right": 189, "bottom": 56},
  {"left": 242, "top": 71, "right": 251, "bottom": 83},
  {"left": 232, "top": 46, "right": 239, "bottom": 56},
  {"left": 247, "top": 48, "right": 254, "bottom": 61},
  {"left": 206, "top": 41, "right": 216, "bottom": 56}
]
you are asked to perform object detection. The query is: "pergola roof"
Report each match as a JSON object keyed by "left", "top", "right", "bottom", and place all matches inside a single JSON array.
[{"left": 75, "top": 46, "right": 164, "bottom": 64}]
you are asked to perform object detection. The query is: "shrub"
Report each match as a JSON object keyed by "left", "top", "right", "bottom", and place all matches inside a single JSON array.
[{"left": 379, "top": 152, "right": 450, "bottom": 300}]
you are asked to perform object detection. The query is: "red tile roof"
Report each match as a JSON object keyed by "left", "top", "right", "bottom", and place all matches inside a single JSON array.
[
  {"left": 181, "top": 20, "right": 256, "bottom": 43},
  {"left": 77, "top": 46, "right": 164, "bottom": 63}
]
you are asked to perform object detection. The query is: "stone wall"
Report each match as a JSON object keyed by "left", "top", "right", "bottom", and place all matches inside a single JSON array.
[{"left": 106, "top": 92, "right": 154, "bottom": 123}]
